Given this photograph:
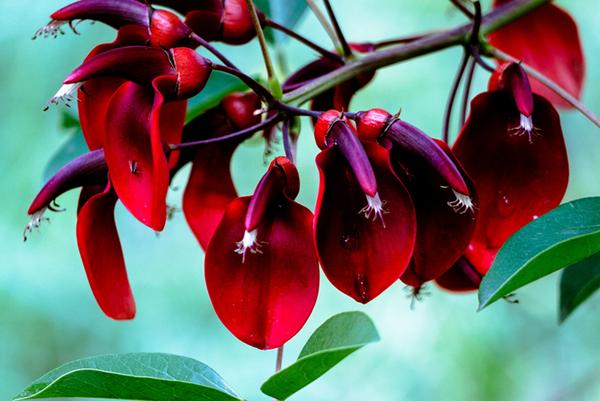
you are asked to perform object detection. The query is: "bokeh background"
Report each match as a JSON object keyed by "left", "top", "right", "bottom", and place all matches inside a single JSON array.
[{"left": 1, "top": 1, "right": 598, "bottom": 400}]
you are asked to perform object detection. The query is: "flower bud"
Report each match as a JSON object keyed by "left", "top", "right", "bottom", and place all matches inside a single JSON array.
[
  {"left": 221, "top": 92, "right": 261, "bottom": 129},
  {"left": 172, "top": 47, "right": 213, "bottom": 99},
  {"left": 149, "top": 9, "right": 193, "bottom": 48},
  {"left": 489, "top": 62, "right": 533, "bottom": 116}
]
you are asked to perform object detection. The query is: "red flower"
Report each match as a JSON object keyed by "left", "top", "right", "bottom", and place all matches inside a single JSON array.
[
  {"left": 204, "top": 157, "right": 319, "bottom": 349},
  {"left": 355, "top": 109, "right": 477, "bottom": 290},
  {"left": 51, "top": 43, "right": 212, "bottom": 231},
  {"left": 26, "top": 150, "right": 135, "bottom": 320},
  {"left": 435, "top": 257, "right": 482, "bottom": 293},
  {"left": 489, "top": 0, "right": 585, "bottom": 108},
  {"left": 453, "top": 62, "right": 569, "bottom": 274},
  {"left": 313, "top": 111, "right": 416, "bottom": 302},
  {"left": 181, "top": 92, "right": 261, "bottom": 249}
]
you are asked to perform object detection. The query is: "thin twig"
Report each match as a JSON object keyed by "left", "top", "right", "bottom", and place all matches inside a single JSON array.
[
  {"left": 460, "top": 56, "right": 476, "bottom": 127},
  {"left": 245, "top": 0, "right": 277, "bottom": 81},
  {"left": 264, "top": 18, "right": 342, "bottom": 62},
  {"left": 281, "top": 120, "right": 296, "bottom": 163},
  {"left": 190, "top": 33, "right": 238, "bottom": 70},
  {"left": 284, "top": 0, "right": 552, "bottom": 104},
  {"left": 275, "top": 346, "right": 284, "bottom": 372},
  {"left": 170, "top": 114, "right": 281, "bottom": 150},
  {"left": 322, "top": 0, "right": 352, "bottom": 57},
  {"left": 443, "top": 49, "right": 470, "bottom": 143},
  {"left": 489, "top": 47, "right": 600, "bottom": 129},
  {"left": 450, "top": 0, "right": 474, "bottom": 18},
  {"left": 305, "top": 0, "right": 340, "bottom": 49},
  {"left": 212, "top": 63, "right": 275, "bottom": 103}
]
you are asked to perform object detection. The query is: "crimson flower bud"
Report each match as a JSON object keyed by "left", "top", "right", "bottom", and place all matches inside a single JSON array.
[{"left": 185, "top": 0, "right": 255, "bottom": 44}]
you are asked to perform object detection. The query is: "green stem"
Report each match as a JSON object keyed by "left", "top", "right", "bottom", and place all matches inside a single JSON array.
[
  {"left": 305, "top": 0, "right": 340, "bottom": 50},
  {"left": 283, "top": 0, "right": 551, "bottom": 105},
  {"left": 245, "top": 0, "right": 277, "bottom": 82}
]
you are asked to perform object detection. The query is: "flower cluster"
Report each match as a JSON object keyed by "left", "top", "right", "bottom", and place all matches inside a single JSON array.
[{"left": 26, "top": 0, "right": 583, "bottom": 349}]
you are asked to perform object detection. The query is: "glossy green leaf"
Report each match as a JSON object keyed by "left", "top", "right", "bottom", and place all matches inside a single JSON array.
[
  {"left": 186, "top": 72, "right": 248, "bottom": 123},
  {"left": 559, "top": 252, "right": 600, "bottom": 323},
  {"left": 261, "top": 311, "right": 379, "bottom": 400},
  {"left": 14, "top": 353, "right": 242, "bottom": 401},
  {"left": 479, "top": 197, "right": 600, "bottom": 309},
  {"left": 43, "top": 130, "right": 88, "bottom": 182},
  {"left": 255, "top": 0, "right": 308, "bottom": 45}
]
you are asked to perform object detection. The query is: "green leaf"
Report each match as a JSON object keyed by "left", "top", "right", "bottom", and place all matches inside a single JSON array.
[
  {"left": 43, "top": 130, "right": 88, "bottom": 182},
  {"left": 60, "top": 111, "right": 80, "bottom": 130},
  {"left": 479, "top": 197, "right": 600, "bottom": 309},
  {"left": 261, "top": 311, "right": 379, "bottom": 400},
  {"left": 186, "top": 71, "right": 248, "bottom": 123},
  {"left": 255, "top": 0, "right": 308, "bottom": 45},
  {"left": 559, "top": 252, "right": 600, "bottom": 323},
  {"left": 14, "top": 353, "right": 242, "bottom": 401}
]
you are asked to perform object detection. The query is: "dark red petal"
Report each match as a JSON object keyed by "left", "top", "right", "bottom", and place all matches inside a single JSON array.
[
  {"left": 78, "top": 26, "right": 150, "bottom": 149},
  {"left": 452, "top": 91, "right": 568, "bottom": 274},
  {"left": 221, "top": 0, "right": 255, "bottom": 44},
  {"left": 50, "top": 0, "right": 149, "bottom": 30},
  {"left": 76, "top": 184, "right": 135, "bottom": 320},
  {"left": 435, "top": 256, "right": 482, "bottom": 293},
  {"left": 152, "top": 0, "right": 213, "bottom": 15},
  {"left": 393, "top": 141, "right": 477, "bottom": 287},
  {"left": 149, "top": 9, "right": 194, "bottom": 48},
  {"left": 151, "top": 76, "right": 187, "bottom": 168},
  {"left": 205, "top": 197, "right": 319, "bottom": 350},
  {"left": 314, "top": 142, "right": 416, "bottom": 303},
  {"left": 65, "top": 46, "right": 176, "bottom": 87},
  {"left": 104, "top": 82, "right": 169, "bottom": 230},
  {"left": 181, "top": 108, "right": 239, "bottom": 249},
  {"left": 489, "top": 2, "right": 585, "bottom": 108}
]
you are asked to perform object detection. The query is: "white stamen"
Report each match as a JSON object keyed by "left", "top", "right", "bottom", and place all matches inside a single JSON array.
[
  {"left": 33, "top": 20, "right": 68, "bottom": 39},
  {"left": 235, "top": 229, "right": 264, "bottom": 263},
  {"left": 23, "top": 208, "right": 49, "bottom": 242},
  {"left": 447, "top": 189, "right": 475, "bottom": 214},
  {"left": 45, "top": 83, "right": 82, "bottom": 110},
  {"left": 508, "top": 114, "right": 542, "bottom": 144},
  {"left": 359, "top": 193, "right": 389, "bottom": 227}
]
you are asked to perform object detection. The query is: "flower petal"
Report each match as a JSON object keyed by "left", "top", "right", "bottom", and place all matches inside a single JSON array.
[
  {"left": 314, "top": 142, "right": 416, "bottom": 303},
  {"left": 205, "top": 197, "right": 319, "bottom": 349},
  {"left": 77, "top": 26, "right": 150, "bottom": 149},
  {"left": 452, "top": 91, "right": 569, "bottom": 274},
  {"left": 489, "top": 2, "right": 585, "bottom": 108},
  {"left": 76, "top": 183, "right": 135, "bottom": 320},
  {"left": 393, "top": 140, "right": 477, "bottom": 287},
  {"left": 103, "top": 82, "right": 169, "bottom": 231}
]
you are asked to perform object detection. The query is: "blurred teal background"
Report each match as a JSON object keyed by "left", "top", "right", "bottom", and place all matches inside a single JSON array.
[{"left": 1, "top": 1, "right": 599, "bottom": 400}]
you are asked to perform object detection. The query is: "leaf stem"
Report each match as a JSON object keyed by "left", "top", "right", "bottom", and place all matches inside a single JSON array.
[
  {"left": 275, "top": 346, "right": 284, "bottom": 372},
  {"left": 488, "top": 47, "right": 600, "bottom": 129},
  {"left": 322, "top": 0, "right": 352, "bottom": 57}
]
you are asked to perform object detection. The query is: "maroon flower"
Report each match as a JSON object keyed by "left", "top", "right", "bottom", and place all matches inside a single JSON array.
[
  {"left": 50, "top": 43, "right": 212, "bottom": 231},
  {"left": 313, "top": 111, "right": 417, "bottom": 303},
  {"left": 453, "top": 62, "right": 569, "bottom": 275},
  {"left": 182, "top": 92, "right": 261, "bottom": 249},
  {"left": 435, "top": 257, "right": 482, "bottom": 293},
  {"left": 489, "top": 0, "right": 585, "bottom": 108},
  {"left": 25, "top": 151, "right": 135, "bottom": 320},
  {"left": 355, "top": 109, "right": 477, "bottom": 290},
  {"left": 204, "top": 157, "right": 319, "bottom": 349}
]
